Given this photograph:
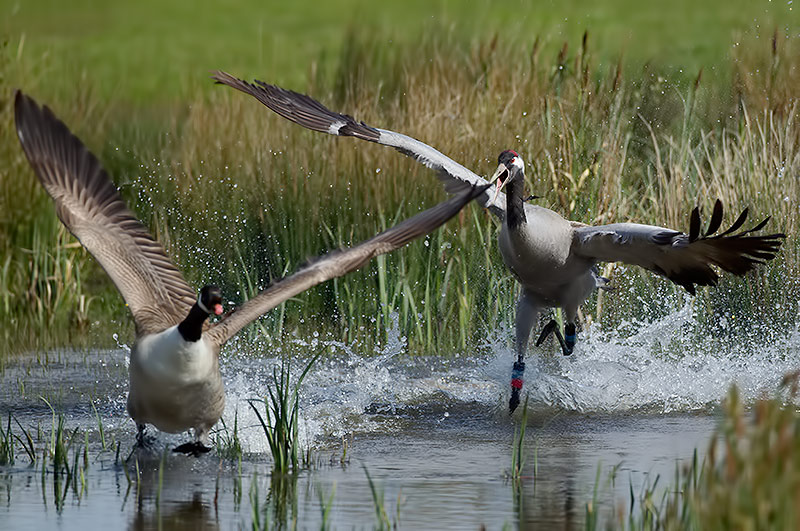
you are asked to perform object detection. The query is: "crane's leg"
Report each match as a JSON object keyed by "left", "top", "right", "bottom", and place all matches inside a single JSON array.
[
  {"left": 535, "top": 309, "right": 576, "bottom": 356},
  {"left": 510, "top": 291, "right": 539, "bottom": 413},
  {"left": 563, "top": 306, "right": 578, "bottom": 355}
]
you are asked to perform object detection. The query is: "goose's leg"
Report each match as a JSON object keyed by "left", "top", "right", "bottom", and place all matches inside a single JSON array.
[
  {"left": 135, "top": 423, "right": 146, "bottom": 447},
  {"left": 125, "top": 423, "right": 148, "bottom": 463},
  {"left": 510, "top": 291, "right": 539, "bottom": 413}
]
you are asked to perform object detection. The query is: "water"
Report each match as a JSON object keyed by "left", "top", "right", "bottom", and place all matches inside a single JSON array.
[{"left": 1, "top": 305, "right": 798, "bottom": 529}]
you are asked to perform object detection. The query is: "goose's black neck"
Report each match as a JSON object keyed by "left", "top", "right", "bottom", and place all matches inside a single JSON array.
[
  {"left": 505, "top": 177, "right": 527, "bottom": 231},
  {"left": 177, "top": 304, "right": 209, "bottom": 342}
]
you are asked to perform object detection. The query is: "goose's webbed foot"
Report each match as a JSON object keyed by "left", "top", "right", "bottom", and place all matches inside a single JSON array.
[{"left": 173, "top": 441, "right": 212, "bottom": 458}]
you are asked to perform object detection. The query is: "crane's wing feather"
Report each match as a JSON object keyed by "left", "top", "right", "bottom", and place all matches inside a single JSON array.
[
  {"left": 206, "top": 183, "right": 489, "bottom": 345},
  {"left": 573, "top": 200, "right": 784, "bottom": 294},
  {"left": 14, "top": 91, "right": 197, "bottom": 334},
  {"left": 211, "top": 71, "right": 505, "bottom": 217}
]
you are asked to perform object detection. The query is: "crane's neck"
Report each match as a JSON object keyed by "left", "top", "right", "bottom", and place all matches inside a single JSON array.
[
  {"left": 505, "top": 177, "right": 527, "bottom": 231},
  {"left": 177, "top": 304, "right": 209, "bottom": 342}
]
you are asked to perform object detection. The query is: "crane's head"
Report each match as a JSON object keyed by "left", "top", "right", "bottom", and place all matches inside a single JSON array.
[{"left": 489, "top": 150, "right": 525, "bottom": 202}]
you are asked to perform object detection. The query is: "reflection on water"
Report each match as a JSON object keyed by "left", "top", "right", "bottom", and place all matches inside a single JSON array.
[
  {"left": 129, "top": 492, "right": 218, "bottom": 531},
  {"left": 1, "top": 304, "right": 798, "bottom": 528}
]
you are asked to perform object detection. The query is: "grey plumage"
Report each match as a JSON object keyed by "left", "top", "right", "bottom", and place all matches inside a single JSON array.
[{"left": 15, "top": 90, "right": 485, "bottom": 446}]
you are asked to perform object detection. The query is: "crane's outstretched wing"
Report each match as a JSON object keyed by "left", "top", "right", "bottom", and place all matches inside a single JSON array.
[
  {"left": 211, "top": 70, "right": 505, "bottom": 217},
  {"left": 15, "top": 91, "right": 197, "bottom": 334},
  {"left": 573, "top": 200, "right": 784, "bottom": 294},
  {"left": 206, "top": 183, "right": 489, "bottom": 345}
]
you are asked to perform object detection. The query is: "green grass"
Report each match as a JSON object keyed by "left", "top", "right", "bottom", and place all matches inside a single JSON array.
[
  {"left": 0, "top": 413, "right": 14, "bottom": 465},
  {"left": 364, "top": 465, "right": 402, "bottom": 530},
  {"left": 3, "top": 0, "right": 795, "bottom": 104},
  {"left": 248, "top": 354, "right": 319, "bottom": 474},
  {"left": 510, "top": 395, "right": 529, "bottom": 481}
]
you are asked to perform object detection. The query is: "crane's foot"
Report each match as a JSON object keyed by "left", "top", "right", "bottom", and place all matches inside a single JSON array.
[
  {"left": 509, "top": 360, "right": 525, "bottom": 413},
  {"left": 535, "top": 319, "right": 575, "bottom": 356},
  {"left": 173, "top": 441, "right": 212, "bottom": 458}
]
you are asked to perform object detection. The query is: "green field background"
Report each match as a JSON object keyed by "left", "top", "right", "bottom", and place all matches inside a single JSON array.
[{"left": 3, "top": 0, "right": 795, "bottom": 103}]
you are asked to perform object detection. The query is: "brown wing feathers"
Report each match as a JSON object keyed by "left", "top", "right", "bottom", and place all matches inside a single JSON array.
[
  {"left": 207, "top": 183, "right": 489, "bottom": 345},
  {"left": 14, "top": 91, "right": 197, "bottom": 332}
]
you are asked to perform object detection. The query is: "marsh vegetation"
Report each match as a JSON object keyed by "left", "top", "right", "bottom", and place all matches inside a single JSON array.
[
  {"left": 2, "top": 26, "right": 798, "bottom": 356},
  {"left": 2, "top": 1, "right": 800, "bottom": 527}
]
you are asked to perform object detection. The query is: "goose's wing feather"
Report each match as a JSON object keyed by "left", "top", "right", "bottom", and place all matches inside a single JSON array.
[
  {"left": 573, "top": 200, "right": 784, "bottom": 294},
  {"left": 211, "top": 71, "right": 505, "bottom": 217},
  {"left": 14, "top": 91, "right": 197, "bottom": 334},
  {"left": 207, "top": 183, "right": 489, "bottom": 345}
]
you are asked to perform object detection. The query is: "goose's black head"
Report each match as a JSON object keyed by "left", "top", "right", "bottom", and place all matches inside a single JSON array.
[
  {"left": 178, "top": 285, "right": 224, "bottom": 342},
  {"left": 490, "top": 149, "right": 525, "bottom": 201},
  {"left": 198, "top": 285, "right": 224, "bottom": 316}
]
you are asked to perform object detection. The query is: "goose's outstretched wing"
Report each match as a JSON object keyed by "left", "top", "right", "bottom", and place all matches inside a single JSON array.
[
  {"left": 573, "top": 200, "right": 785, "bottom": 294},
  {"left": 206, "top": 183, "right": 489, "bottom": 345},
  {"left": 15, "top": 91, "right": 197, "bottom": 334},
  {"left": 211, "top": 70, "right": 505, "bottom": 217}
]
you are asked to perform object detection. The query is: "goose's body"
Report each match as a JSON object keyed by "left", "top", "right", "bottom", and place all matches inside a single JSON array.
[
  {"left": 15, "top": 90, "right": 486, "bottom": 452},
  {"left": 213, "top": 71, "right": 785, "bottom": 412},
  {"left": 129, "top": 325, "right": 223, "bottom": 438}
]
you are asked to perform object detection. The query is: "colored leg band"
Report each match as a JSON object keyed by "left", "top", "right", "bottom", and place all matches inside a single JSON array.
[{"left": 511, "top": 360, "right": 525, "bottom": 389}]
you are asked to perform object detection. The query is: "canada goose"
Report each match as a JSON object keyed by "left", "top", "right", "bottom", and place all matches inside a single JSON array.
[
  {"left": 14, "top": 90, "right": 487, "bottom": 454},
  {"left": 211, "top": 71, "right": 786, "bottom": 413}
]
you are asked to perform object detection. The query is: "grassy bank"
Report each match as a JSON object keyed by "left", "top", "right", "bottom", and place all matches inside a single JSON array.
[
  {"left": 2, "top": 0, "right": 794, "bottom": 103},
  {"left": 588, "top": 375, "right": 800, "bottom": 529},
  {"left": 2, "top": 26, "right": 799, "bottom": 356}
]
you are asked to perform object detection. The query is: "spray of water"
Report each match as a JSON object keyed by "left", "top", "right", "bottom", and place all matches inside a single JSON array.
[{"left": 216, "top": 305, "right": 800, "bottom": 454}]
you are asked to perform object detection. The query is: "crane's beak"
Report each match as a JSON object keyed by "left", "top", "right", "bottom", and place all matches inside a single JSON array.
[{"left": 489, "top": 162, "right": 509, "bottom": 203}]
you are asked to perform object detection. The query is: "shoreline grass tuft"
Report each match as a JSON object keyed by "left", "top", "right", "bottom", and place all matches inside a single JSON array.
[
  {"left": 248, "top": 354, "right": 319, "bottom": 474},
  {"left": 587, "top": 372, "right": 800, "bottom": 529}
]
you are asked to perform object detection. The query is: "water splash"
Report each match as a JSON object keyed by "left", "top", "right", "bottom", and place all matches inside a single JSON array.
[
  {"left": 218, "top": 303, "right": 800, "bottom": 453},
  {"left": 487, "top": 301, "right": 800, "bottom": 413}
]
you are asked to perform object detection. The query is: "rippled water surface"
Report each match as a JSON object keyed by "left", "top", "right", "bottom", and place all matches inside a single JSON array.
[{"left": 1, "top": 305, "right": 798, "bottom": 529}]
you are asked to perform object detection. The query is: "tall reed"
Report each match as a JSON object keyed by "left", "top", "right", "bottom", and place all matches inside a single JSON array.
[{"left": 4, "top": 28, "right": 798, "bottom": 356}]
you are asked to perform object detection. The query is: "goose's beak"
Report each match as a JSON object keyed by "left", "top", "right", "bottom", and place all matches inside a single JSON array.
[{"left": 490, "top": 163, "right": 509, "bottom": 203}]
